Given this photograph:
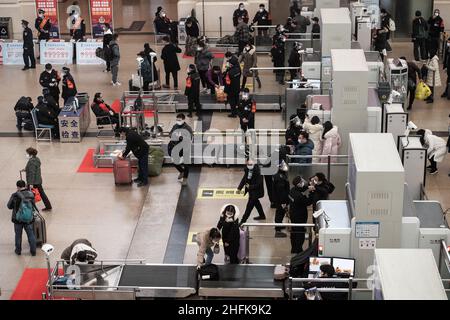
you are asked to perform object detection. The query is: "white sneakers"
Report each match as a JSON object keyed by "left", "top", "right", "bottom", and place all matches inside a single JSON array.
[{"left": 112, "top": 81, "right": 122, "bottom": 86}]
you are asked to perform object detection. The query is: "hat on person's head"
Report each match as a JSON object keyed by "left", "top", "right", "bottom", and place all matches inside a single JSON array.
[
  {"left": 259, "top": 3, "right": 265, "bottom": 7},
  {"left": 290, "top": 114, "right": 299, "bottom": 122},
  {"left": 242, "top": 87, "right": 250, "bottom": 93},
  {"left": 320, "top": 264, "right": 335, "bottom": 277},
  {"left": 21, "top": 20, "right": 29, "bottom": 26},
  {"left": 292, "top": 176, "right": 304, "bottom": 187},
  {"left": 188, "top": 64, "right": 196, "bottom": 71},
  {"left": 45, "top": 63, "right": 52, "bottom": 70},
  {"left": 415, "top": 10, "right": 422, "bottom": 17},
  {"left": 62, "top": 66, "right": 70, "bottom": 72},
  {"left": 38, "top": 9, "right": 45, "bottom": 14}
]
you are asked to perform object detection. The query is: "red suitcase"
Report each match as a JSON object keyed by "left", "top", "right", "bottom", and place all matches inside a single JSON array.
[{"left": 113, "top": 159, "right": 132, "bottom": 185}]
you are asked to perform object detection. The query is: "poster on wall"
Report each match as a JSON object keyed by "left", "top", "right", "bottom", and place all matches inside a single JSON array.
[
  {"left": 1, "top": 42, "right": 24, "bottom": 65},
  {"left": 35, "top": 0, "right": 60, "bottom": 38},
  {"left": 76, "top": 41, "right": 104, "bottom": 64},
  {"left": 89, "top": 0, "right": 113, "bottom": 38},
  {"left": 40, "top": 41, "right": 73, "bottom": 65}
]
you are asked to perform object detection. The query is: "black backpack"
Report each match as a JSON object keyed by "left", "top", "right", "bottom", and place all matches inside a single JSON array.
[
  {"left": 327, "top": 182, "right": 335, "bottom": 194},
  {"left": 104, "top": 45, "right": 114, "bottom": 61}
]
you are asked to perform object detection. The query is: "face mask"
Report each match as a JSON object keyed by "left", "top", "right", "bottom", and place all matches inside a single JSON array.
[
  {"left": 136, "top": 57, "right": 144, "bottom": 63},
  {"left": 245, "top": 46, "right": 251, "bottom": 51},
  {"left": 74, "top": 13, "right": 79, "bottom": 19},
  {"left": 247, "top": 164, "right": 254, "bottom": 170},
  {"left": 197, "top": 46, "right": 203, "bottom": 51},
  {"left": 22, "top": 25, "right": 26, "bottom": 29},
  {"left": 259, "top": 8, "right": 264, "bottom": 12},
  {"left": 435, "top": 12, "right": 439, "bottom": 17},
  {"left": 39, "top": 14, "right": 44, "bottom": 18},
  {"left": 282, "top": 37, "right": 286, "bottom": 42},
  {"left": 26, "top": 154, "right": 30, "bottom": 158},
  {"left": 242, "top": 94, "right": 249, "bottom": 100},
  {"left": 240, "top": 7, "right": 244, "bottom": 11},
  {"left": 447, "top": 43, "right": 450, "bottom": 47},
  {"left": 161, "top": 13, "right": 166, "bottom": 17},
  {"left": 280, "top": 163, "right": 288, "bottom": 172},
  {"left": 187, "top": 68, "right": 192, "bottom": 73},
  {"left": 297, "top": 182, "right": 304, "bottom": 188},
  {"left": 295, "top": 120, "right": 301, "bottom": 127},
  {"left": 176, "top": 120, "right": 184, "bottom": 126}
]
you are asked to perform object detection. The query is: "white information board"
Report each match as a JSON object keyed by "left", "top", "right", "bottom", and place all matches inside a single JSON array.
[
  {"left": 355, "top": 221, "right": 380, "bottom": 238},
  {"left": 1, "top": 41, "right": 24, "bottom": 65},
  {"left": 40, "top": 41, "right": 73, "bottom": 65},
  {"left": 76, "top": 41, "right": 104, "bottom": 65}
]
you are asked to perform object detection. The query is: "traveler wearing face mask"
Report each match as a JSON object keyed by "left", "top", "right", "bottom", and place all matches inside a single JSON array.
[
  {"left": 61, "top": 67, "right": 77, "bottom": 105},
  {"left": 154, "top": 8, "right": 178, "bottom": 43},
  {"left": 196, "top": 228, "right": 222, "bottom": 267},
  {"left": 35, "top": 9, "right": 51, "bottom": 42},
  {"left": 185, "top": 17, "right": 200, "bottom": 56},
  {"left": 308, "top": 173, "right": 333, "bottom": 212},
  {"left": 312, "top": 17, "right": 320, "bottom": 39},
  {"left": 217, "top": 204, "right": 240, "bottom": 264},
  {"left": 223, "top": 56, "right": 242, "bottom": 118},
  {"left": 293, "top": 11, "right": 310, "bottom": 34},
  {"left": 237, "top": 88, "right": 255, "bottom": 132},
  {"left": 412, "top": 11, "right": 429, "bottom": 61},
  {"left": 207, "top": 66, "right": 224, "bottom": 96},
  {"left": 289, "top": 176, "right": 312, "bottom": 254},
  {"left": 441, "top": 38, "right": 450, "bottom": 98},
  {"left": 238, "top": 159, "right": 266, "bottom": 225},
  {"left": 235, "top": 17, "right": 251, "bottom": 56},
  {"left": 417, "top": 129, "right": 447, "bottom": 175},
  {"left": 271, "top": 31, "right": 286, "bottom": 85},
  {"left": 272, "top": 161, "right": 290, "bottom": 238},
  {"left": 288, "top": 42, "right": 303, "bottom": 81},
  {"left": 284, "top": 17, "right": 296, "bottom": 34},
  {"left": 136, "top": 51, "right": 153, "bottom": 91},
  {"left": 69, "top": 11, "right": 85, "bottom": 41},
  {"left": 233, "top": 3, "right": 249, "bottom": 28},
  {"left": 109, "top": 33, "right": 121, "bottom": 86},
  {"left": 21, "top": 20, "right": 35, "bottom": 70},
  {"left": 102, "top": 23, "right": 113, "bottom": 72},
  {"left": 286, "top": 114, "right": 302, "bottom": 146},
  {"left": 39, "top": 63, "right": 61, "bottom": 105},
  {"left": 185, "top": 64, "right": 201, "bottom": 118},
  {"left": 169, "top": 113, "right": 193, "bottom": 185},
  {"left": 294, "top": 131, "right": 314, "bottom": 164},
  {"left": 428, "top": 9, "right": 445, "bottom": 58},
  {"left": 91, "top": 92, "right": 119, "bottom": 131},
  {"left": 194, "top": 43, "right": 214, "bottom": 92},
  {"left": 23, "top": 147, "right": 52, "bottom": 211},
  {"left": 239, "top": 41, "right": 261, "bottom": 89},
  {"left": 161, "top": 36, "right": 182, "bottom": 89},
  {"left": 252, "top": 4, "right": 271, "bottom": 38}
]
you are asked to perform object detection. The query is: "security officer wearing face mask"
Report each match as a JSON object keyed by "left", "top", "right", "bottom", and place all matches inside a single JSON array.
[
  {"left": 271, "top": 29, "right": 286, "bottom": 85},
  {"left": 169, "top": 113, "right": 193, "bottom": 186},
  {"left": 39, "top": 63, "right": 61, "bottom": 105},
  {"left": 272, "top": 161, "right": 290, "bottom": 238},
  {"left": 237, "top": 88, "right": 255, "bottom": 132},
  {"left": 35, "top": 9, "right": 51, "bottom": 42},
  {"left": 289, "top": 176, "right": 312, "bottom": 254},
  {"left": 428, "top": 9, "right": 445, "bottom": 58},
  {"left": 288, "top": 42, "right": 303, "bottom": 81},
  {"left": 70, "top": 11, "right": 86, "bottom": 41},
  {"left": 441, "top": 38, "right": 450, "bottom": 98},
  {"left": 238, "top": 159, "right": 266, "bottom": 225},
  {"left": 233, "top": 2, "right": 249, "bottom": 27},
  {"left": 21, "top": 20, "right": 35, "bottom": 70},
  {"left": 61, "top": 67, "right": 77, "bottom": 105},
  {"left": 185, "top": 64, "right": 201, "bottom": 118},
  {"left": 286, "top": 114, "right": 302, "bottom": 146},
  {"left": 223, "top": 56, "right": 242, "bottom": 118},
  {"left": 252, "top": 4, "right": 271, "bottom": 38}
]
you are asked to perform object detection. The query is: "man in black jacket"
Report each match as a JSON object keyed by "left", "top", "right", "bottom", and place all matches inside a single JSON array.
[
  {"left": 102, "top": 23, "right": 113, "bottom": 72},
  {"left": 441, "top": 37, "right": 450, "bottom": 98},
  {"left": 61, "top": 67, "right": 77, "bottom": 104},
  {"left": 271, "top": 34, "right": 286, "bottom": 84},
  {"left": 7, "top": 180, "right": 37, "bottom": 256},
  {"left": 224, "top": 56, "right": 242, "bottom": 118},
  {"left": 21, "top": 20, "right": 35, "bottom": 70},
  {"left": 400, "top": 56, "right": 422, "bottom": 110},
  {"left": 35, "top": 96, "right": 58, "bottom": 126},
  {"left": 14, "top": 96, "right": 33, "bottom": 131},
  {"left": 289, "top": 176, "right": 311, "bottom": 254},
  {"left": 253, "top": 4, "right": 271, "bottom": 38},
  {"left": 412, "top": 11, "right": 429, "bottom": 61},
  {"left": 118, "top": 127, "right": 149, "bottom": 187},
  {"left": 238, "top": 159, "right": 266, "bottom": 225},
  {"left": 237, "top": 88, "right": 255, "bottom": 132},
  {"left": 91, "top": 92, "right": 119, "bottom": 131},
  {"left": 169, "top": 113, "right": 193, "bottom": 186},
  {"left": 428, "top": 9, "right": 445, "bottom": 58},
  {"left": 39, "top": 63, "right": 61, "bottom": 105},
  {"left": 185, "top": 64, "right": 201, "bottom": 118},
  {"left": 308, "top": 173, "right": 332, "bottom": 212},
  {"left": 42, "top": 88, "right": 60, "bottom": 116},
  {"left": 233, "top": 3, "right": 249, "bottom": 27},
  {"left": 161, "top": 36, "right": 182, "bottom": 89},
  {"left": 272, "top": 161, "right": 290, "bottom": 238},
  {"left": 288, "top": 42, "right": 302, "bottom": 81},
  {"left": 35, "top": 9, "right": 51, "bottom": 42}
]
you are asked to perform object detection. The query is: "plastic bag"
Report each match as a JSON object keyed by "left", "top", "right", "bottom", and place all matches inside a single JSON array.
[
  {"left": 32, "top": 187, "right": 42, "bottom": 203},
  {"left": 415, "top": 82, "right": 432, "bottom": 100}
]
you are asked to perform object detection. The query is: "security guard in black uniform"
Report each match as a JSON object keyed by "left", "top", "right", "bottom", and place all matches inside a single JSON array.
[
  {"left": 21, "top": 20, "right": 35, "bottom": 70},
  {"left": 237, "top": 88, "right": 255, "bottom": 132},
  {"left": 35, "top": 9, "right": 51, "bottom": 41},
  {"left": 39, "top": 63, "right": 61, "bottom": 105}
]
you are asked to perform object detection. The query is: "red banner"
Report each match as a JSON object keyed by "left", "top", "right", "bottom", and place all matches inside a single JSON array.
[
  {"left": 89, "top": 0, "right": 113, "bottom": 38},
  {"left": 35, "top": 0, "right": 60, "bottom": 38}
]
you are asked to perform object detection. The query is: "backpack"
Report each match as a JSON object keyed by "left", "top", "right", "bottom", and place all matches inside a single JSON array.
[
  {"left": 104, "top": 45, "right": 114, "bottom": 61},
  {"left": 327, "top": 181, "right": 335, "bottom": 194},
  {"left": 388, "top": 18, "right": 396, "bottom": 32},
  {"left": 417, "top": 21, "right": 428, "bottom": 39},
  {"left": 16, "top": 192, "right": 34, "bottom": 224}
]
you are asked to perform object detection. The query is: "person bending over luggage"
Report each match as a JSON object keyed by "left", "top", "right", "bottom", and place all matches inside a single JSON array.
[
  {"left": 14, "top": 96, "right": 33, "bottom": 131},
  {"left": 23, "top": 147, "right": 52, "bottom": 211},
  {"left": 91, "top": 92, "right": 119, "bottom": 132},
  {"left": 289, "top": 176, "right": 311, "bottom": 254},
  {"left": 7, "top": 180, "right": 37, "bottom": 256},
  {"left": 169, "top": 113, "right": 193, "bottom": 186},
  {"left": 238, "top": 159, "right": 266, "bottom": 225},
  {"left": 118, "top": 127, "right": 149, "bottom": 187},
  {"left": 61, "top": 239, "right": 97, "bottom": 265},
  {"left": 196, "top": 227, "right": 222, "bottom": 267},
  {"left": 207, "top": 66, "right": 224, "bottom": 97},
  {"left": 217, "top": 204, "right": 240, "bottom": 264},
  {"left": 237, "top": 88, "right": 255, "bottom": 132}
]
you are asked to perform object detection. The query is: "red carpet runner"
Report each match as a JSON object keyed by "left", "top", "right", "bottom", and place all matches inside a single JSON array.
[
  {"left": 77, "top": 149, "right": 113, "bottom": 173},
  {"left": 10, "top": 268, "right": 48, "bottom": 300}
]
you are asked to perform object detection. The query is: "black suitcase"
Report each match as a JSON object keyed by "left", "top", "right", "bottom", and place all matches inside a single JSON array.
[
  {"left": 33, "top": 211, "right": 47, "bottom": 247},
  {"left": 198, "top": 264, "right": 219, "bottom": 281},
  {"left": 378, "top": 82, "right": 391, "bottom": 102}
]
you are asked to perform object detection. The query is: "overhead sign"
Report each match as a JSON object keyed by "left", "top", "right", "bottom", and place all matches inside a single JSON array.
[
  {"left": 1, "top": 42, "right": 24, "bottom": 65},
  {"left": 89, "top": 0, "right": 113, "bottom": 38},
  {"left": 76, "top": 41, "right": 104, "bottom": 64},
  {"left": 35, "top": 0, "right": 60, "bottom": 38},
  {"left": 40, "top": 41, "right": 73, "bottom": 64},
  {"left": 197, "top": 188, "right": 248, "bottom": 200}
]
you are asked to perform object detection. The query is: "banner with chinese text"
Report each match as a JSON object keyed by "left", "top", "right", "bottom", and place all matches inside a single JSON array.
[
  {"left": 35, "top": 0, "right": 60, "bottom": 38},
  {"left": 39, "top": 41, "right": 73, "bottom": 65},
  {"left": 76, "top": 41, "right": 104, "bottom": 64},
  {"left": 89, "top": 0, "right": 113, "bottom": 38},
  {"left": 1, "top": 42, "right": 24, "bottom": 65}
]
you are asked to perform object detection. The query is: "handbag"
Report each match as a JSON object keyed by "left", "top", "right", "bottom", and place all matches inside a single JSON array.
[
  {"left": 415, "top": 81, "right": 432, "bottom": 100},
  {"left": 32, "top": 187, "right": 42, "bottom": 203}
]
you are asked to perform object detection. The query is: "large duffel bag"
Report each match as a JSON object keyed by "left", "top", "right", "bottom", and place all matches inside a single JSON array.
[
  {"left": 148, "top": 146, "right": 165, "bottom": 177},
  {"left": 198, "top": 264, "right": 219, "bottom": 281}
]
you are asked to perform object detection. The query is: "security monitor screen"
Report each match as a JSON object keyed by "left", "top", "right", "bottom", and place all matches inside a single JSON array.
[
  {"left": 332, "top": 258, "right": 355, "bottom": 277},
  {"left": 309, "top": 257, "right": 332, "bottom": 273}
]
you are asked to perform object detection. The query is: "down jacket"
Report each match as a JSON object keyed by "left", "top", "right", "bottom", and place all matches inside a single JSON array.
[
  {"left": 425, "top": 55, "right": 442, "bottom": 87},
  {"left": 423, "top": 129, "right": 447, "bottom": 163},
  {"left": 320, "top": 126, "right": 341, "bottom": 163},
  {"left": 239, "top": 46, "right": 257, "bottom": 77},
  {"left": 303, "top": 119, "right": 323, "bottom": 156}
]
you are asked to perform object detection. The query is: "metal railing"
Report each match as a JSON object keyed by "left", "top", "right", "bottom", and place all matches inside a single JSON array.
[
  {"left": 439, "top": 240, "right": 450, "bottom": 276},
  {"left": 287, "top": 154, "right": 348, "bottom": 180},
  {"left": 240, "top": 222, "right": 315, "bottom": 264}
]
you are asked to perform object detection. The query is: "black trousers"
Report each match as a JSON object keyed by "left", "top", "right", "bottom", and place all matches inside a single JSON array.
[
  {"left": 429, "top": 155, "right": 437, "bottom": 170},
  {"left": 239, "top": 117, "right": 255, "bottom": 132},
  {"left": 32, "top": 184, "right": 52, "bottom": 209},
  {"left": 224, "top": 244, "right": 239, "bottom": 264},
  {"left": 238, "top": 41, "right": 247, "bottom": 55},
  {"left": 290, "top": 226, "right": 305, "bottom": 254},
  {"left": 264, "top": 175, "right": 274, "bottom": 203},
  {"left": 198, "top": 70, "right": 208, "bottom": 88},
  {"left": 23, "top": 47, "right": 36, "bottom": 68},
  {"left": 290, "top": 69, "right": 299, "bottom": 81},
  {"left": 228, "top": 92, "right": 239, "bottom": 115},
  {"left": 443, "top": 74, "right": 450, "bottom": 96},
  {"left": 174, "top": 164, "right": 189, "bottom": 178},
  {"left": 414, "top": 39, "right": 427, "bottom": 61},
  {"left": 106, "top": 60, "right": 111, "bottom": 71},
  {"left": 143, "top": 80, "right": 150, "bottom": 91},
  {"left": 274, "top": 204, "right": 287, "bottom": 231},
  {"left": 407, "top": 83, "right": 416, "bottom": 109},
  {"left": 188, "top": 95, "right": 201, "bottom": 114},
  {"left": 165, "top": 70, "right": 178, "bottom": 88},
  {"left": 428, "top": 37, "right": 440, "bottom": 58},
  {"left": 241, "top": 198, "right": 265, "bottom": 224}
]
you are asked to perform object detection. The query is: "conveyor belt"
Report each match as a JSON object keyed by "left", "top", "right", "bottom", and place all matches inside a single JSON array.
[
  {"left": 118, "top": 265, "right": 197, "bottom": 288},
  {"left": 198, "top": 265, "right": 284, "bottom": 298}
]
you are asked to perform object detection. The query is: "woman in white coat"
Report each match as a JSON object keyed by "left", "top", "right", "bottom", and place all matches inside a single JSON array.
[
  {"left": 425, "top": 54, "right": 442, "bottom": 103},
  {"left": 320, "top": 121, "right": 341, "bottom": 163},
  {"left": 417, "top": 129, "right": 447, "bottom": 174},
  {"left": 303, "top": 115, "right": 323, "bottom": 158}
]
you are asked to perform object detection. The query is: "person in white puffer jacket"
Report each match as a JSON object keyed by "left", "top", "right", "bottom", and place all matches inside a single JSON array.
[
  {"left": 417, "top": 129, "right": 447, "bottom": 174},
  {"left": 303, "top": 115, "right": 323, "bottom": 158},
  {"left": 320, "top": 121, "right": 341, "bottom": 163}
]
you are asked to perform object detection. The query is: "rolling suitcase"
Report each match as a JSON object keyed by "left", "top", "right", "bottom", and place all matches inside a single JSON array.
[
  {"left": 33, "top": 211, "right": 47, "bottom": 248},
  {"left": 237, "top": 229, "right": 247, "bottom": 262},
  {"left": 113, "top": 159, "right": 132, "bottom": 185}
]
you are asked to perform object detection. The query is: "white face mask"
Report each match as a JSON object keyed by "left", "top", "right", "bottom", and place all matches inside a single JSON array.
[
  {"left": 435, "top": 12, "right": 439, "bottom": 17},
  {"left": 447, "top": 43, "right": 450, "bottom": 47},
  {"left": 39, "top": 14, "right": 44, "bottom": 18},
  {"left": 242, "top": 94, "right": 249, "bottom": 100},
  {"left": 240, "top": 6, "right": 244, "bottom": 11},
  {"left": 73, "top": 13, "right": 79, "bottom": 19},
  {"left": 226, "top": 62, "right": 230, "bottom": 68},
  {"left": 176, "top": 120, "right": 184, "bottom": 126},
  {"left": 259, "top": 8, "right": 264, "bottom": 12},
  {"left": 26, "top": 154, "right": 31, "bottom": 158},
  {"left": 247, "top": 164, "right": 254, "bottom": 170},
  {"left": 161, "top": 13, "right": 166, "bottom": 17},
  {"left": 136, "top": 57, "right": 144, "bottom": 63}
]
